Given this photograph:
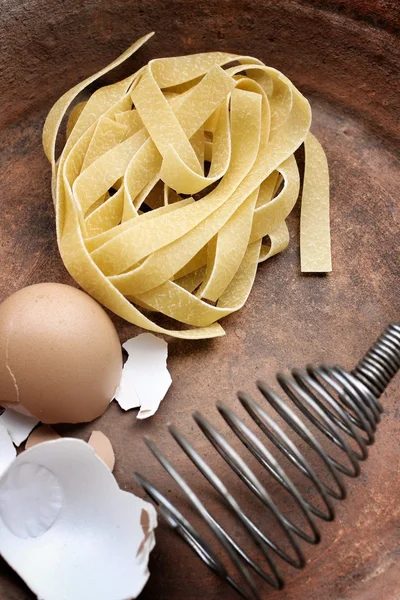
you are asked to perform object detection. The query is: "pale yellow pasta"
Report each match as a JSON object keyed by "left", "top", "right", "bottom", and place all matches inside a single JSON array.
[
  {"left": 42, "top": 32, "right": 332, "bottom": 339},
  {"left": 300, "top": 132, "right": 332, "bottom": 272}
]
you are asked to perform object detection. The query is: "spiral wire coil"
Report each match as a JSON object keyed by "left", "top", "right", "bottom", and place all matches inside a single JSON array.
[{"left": 136, "top": 324, "right": 400, "bottom": 599}]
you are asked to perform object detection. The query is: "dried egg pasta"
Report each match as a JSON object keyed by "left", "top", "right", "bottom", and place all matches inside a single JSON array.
[{"left": 43, "top": 32, "right": 332, "bottom": 339}]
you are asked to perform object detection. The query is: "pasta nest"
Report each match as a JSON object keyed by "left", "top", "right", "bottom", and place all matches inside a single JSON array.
[{"left": 43, "top": 32, "right": 331, "bottom": 339}]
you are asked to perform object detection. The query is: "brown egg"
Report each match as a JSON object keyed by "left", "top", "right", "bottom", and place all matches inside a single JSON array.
[{"left": 0, "top": 283, "right": 122, "bottom": 424}]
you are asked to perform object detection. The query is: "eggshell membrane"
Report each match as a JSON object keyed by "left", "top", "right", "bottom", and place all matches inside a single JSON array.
[{"left": 0, "top": 283, "right": 122, "bottom": 424}]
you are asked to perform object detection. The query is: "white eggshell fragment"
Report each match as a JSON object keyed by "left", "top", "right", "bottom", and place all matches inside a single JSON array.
[
  {"left": 0, "top": 408, "right": 39, "bottom": 447},
  {"left": 0, "top": 422, "right": 16, "bottom": 477},
  {"left": 114, "top": 333, "right": 172, "bottom": 419},
  {"left": 0, "top": 462, "right": 62, "bottom": 538},
  {"left": 0, "top": 438, "right": 157, "bottom": 600}
]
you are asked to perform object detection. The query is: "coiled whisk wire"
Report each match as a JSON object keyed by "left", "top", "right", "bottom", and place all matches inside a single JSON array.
[{"left": 136, "top": 324, "right": 400, "bottom": 599}]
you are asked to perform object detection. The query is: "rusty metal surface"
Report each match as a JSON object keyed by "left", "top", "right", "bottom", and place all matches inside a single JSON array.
[{"left": 0, "top": 1, "right": 399, "bottom": 599}]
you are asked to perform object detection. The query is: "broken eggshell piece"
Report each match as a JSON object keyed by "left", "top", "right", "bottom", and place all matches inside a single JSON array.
[
  {"left": 114, "top": 333, "right": 172, "bottom": 419},
  {"left": 0, "top": 408, "right": 39, "bottom": 447},
  {"left": 0, "top": 283, "right": 123, "bottom": 424},
  {"left": 0, "top": 422, "right": 16, "bottom": 477},
  {"left": 0, "top": 438, "right": 157, "bottom": 600},
  {"left": 25, "top": 424, "right": 61, "bottom": 449},
  {"left": 88, "top": 430, "right": 115, "bottom": 471}
]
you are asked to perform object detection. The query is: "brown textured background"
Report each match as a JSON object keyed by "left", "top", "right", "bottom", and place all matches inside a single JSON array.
[{"left": 0, "top": 1, "right": 399, "bottom": 599}]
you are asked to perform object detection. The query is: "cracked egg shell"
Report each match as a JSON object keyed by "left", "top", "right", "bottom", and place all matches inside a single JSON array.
[{"left": 0, "top": 283, "right": 122, "bottom": 424}]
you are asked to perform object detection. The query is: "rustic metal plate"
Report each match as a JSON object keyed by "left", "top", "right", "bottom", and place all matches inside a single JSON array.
[{"left": 0, "top": 1, "right": 399, "bottom": 598}]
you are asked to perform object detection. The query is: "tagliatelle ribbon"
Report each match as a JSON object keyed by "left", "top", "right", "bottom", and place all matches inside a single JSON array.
[{"left": 42, "top": 32, "right": 332, "bottom": 339}]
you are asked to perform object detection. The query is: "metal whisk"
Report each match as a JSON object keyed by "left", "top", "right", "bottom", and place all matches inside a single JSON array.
[{"left": 136, "top": 324, "right": 400, "bottom": 599}]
